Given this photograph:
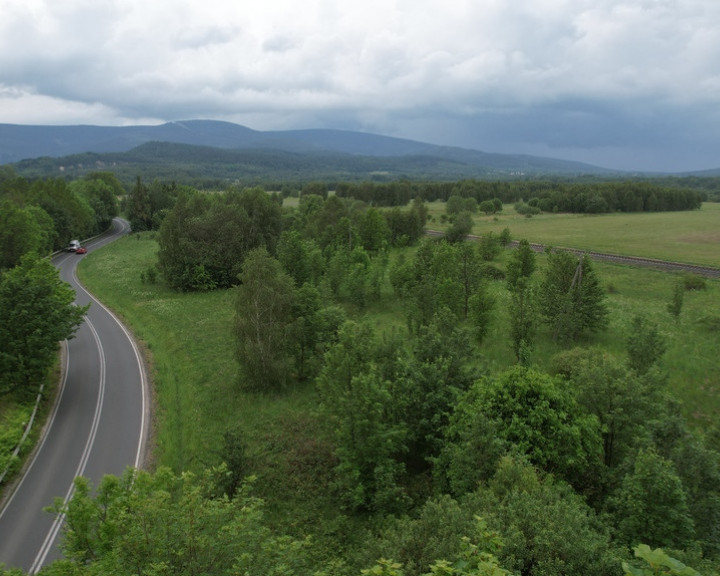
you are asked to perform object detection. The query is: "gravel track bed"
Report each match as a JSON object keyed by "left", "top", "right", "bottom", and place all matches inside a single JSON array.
[{"left": 425, "top": 229, "right": 720, "bottom": 278}]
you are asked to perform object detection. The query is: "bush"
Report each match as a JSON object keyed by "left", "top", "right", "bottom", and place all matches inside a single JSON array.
[
  {"left": 479, "top": 199, "right": 497, "bottom": 215},
  {"left": 514, "top": 202, "right": 541, "bottom": 217},
  {"left": 478, "top": 232, "right": 501, "bottom": 261},
  {"left": 682, "top": 273, "right": 707, "bottom": 291},
  {"left": 498, "top": 227, "right": 512, "bottom": 246},
  {"left": 141, "top": 265, "right": 158, "bottom": 284}
]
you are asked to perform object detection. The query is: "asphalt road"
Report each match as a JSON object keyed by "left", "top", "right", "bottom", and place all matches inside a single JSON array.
[{"left": 0, "top": 219, "right": 150, "bottom": 574}]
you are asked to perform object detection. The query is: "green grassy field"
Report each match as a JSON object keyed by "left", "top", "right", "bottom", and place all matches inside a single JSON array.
[{"left": 426, "top": 201, "right": 720, "bottom": 267}]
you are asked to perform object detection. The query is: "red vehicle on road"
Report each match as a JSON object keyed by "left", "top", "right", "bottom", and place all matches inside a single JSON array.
[{"left": 75, "top": 247, "right": 88, "bottom": 254}]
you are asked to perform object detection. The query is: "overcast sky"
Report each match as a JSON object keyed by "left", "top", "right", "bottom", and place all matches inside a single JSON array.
[{"left": 2, "top": 0, "right": 720, "bottom": 172}]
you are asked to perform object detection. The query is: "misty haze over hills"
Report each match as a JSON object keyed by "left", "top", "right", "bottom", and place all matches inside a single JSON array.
[
  {"left": 4, "top": 120, "right": 720, "bottom": 184},
  {"left": 0, "top": 120, "right": 616, "bottom": 176}
]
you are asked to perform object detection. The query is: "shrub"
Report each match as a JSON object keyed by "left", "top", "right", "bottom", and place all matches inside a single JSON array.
[
  {"left": 141, "top": 265, "right": 158, "bottom": 284},
  {"left": 0, "top": 405, "right": 32, "bottom": 477},
  {"left": 479, "top": 199, "right": 497, "bottom": 215},
  {"left": 498, "top": 227, "right": 512, "bottom": 246},
  {"left": 514, "top": 202, "right": 541, "bottom": 216},
  {"left": 478, "top": 232, "right": 501, "bottom": 261},
  {"left": 682, "top": 273, "right": 707, "bottom": 291}
]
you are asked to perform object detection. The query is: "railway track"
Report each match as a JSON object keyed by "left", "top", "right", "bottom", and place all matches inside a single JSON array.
[{"left": 424, "top": 229, "right": 720, "bottom": 279}]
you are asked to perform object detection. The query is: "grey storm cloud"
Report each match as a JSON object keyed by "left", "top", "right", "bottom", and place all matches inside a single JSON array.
[{"left": 1, "top": 0, "right": 720, "bottom": 171}]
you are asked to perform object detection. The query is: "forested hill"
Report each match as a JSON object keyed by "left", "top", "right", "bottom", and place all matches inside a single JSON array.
[
  {"left": 2, "top": 119, "right": 615, "bottom": 184},
  {"left": 11, "top": 141, "right": 619, "bottom": 186}
]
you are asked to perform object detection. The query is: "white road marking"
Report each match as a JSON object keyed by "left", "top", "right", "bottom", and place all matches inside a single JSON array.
[{"left": 29, "top": 318, "right": 105, "bottom": 574}]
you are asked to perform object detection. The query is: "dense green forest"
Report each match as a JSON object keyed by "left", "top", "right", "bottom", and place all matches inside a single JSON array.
[
  {"left": 1, "top": 169, "right": 719, "bottom": 575},
  {"left": 335, "top": 179, "right": 705, "bottom": 212},
  {"left": 11, "top": 142, "right": 502, "bottom": 187},
  {"left": 0, "top": 166, "right": 122, "bottom": 255}
]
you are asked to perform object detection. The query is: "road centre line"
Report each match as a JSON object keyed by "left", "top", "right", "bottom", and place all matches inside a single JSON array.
[{"left": 29, "top": 317, "right": 106, "bottom": 575}]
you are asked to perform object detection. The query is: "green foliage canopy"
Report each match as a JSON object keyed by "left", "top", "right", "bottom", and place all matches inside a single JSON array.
[
  {"left": 44, "top": 467, "right": 311, "bottom": 576},
  {"left": 0, "top": 200, "right": 52, "bottom": 269},
  {"left": 609, "top": 448, "right": 695, "bottom": 549},
  {"left": 234, "top": 247, "right": 296, "bottom": 391},
  {"left": 539, "top": 251, "right": 608, "bottom": 344},
  {"left": 0, "top": 253, "right": 88, "bottom": 397},
  {"left": 462, "top": 366, "right": 603, "bottom": 486},
  {"left": 157, "top": 187, "right": 283, "bottom": 290}
]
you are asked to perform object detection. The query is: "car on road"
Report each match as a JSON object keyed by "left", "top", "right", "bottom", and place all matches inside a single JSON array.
[
  {"left": 75, "top": 247, "right": 88, "bottom": 254},
  {"left": 67, "top": 240, "right": 81, "bottom": 252}
]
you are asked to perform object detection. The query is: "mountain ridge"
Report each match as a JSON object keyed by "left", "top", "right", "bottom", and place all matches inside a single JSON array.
[{"left": 1, "top": 119, "right": 612, "bottom": 177}]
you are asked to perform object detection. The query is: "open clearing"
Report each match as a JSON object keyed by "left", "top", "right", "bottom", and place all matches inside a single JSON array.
[{"left": 426, "top": 201, "right": 720, "bottom": 267}]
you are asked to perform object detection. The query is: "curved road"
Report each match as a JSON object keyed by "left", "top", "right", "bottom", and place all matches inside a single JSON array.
[{"left": 0, "top": 219, "right": 150, "bottom": 573}]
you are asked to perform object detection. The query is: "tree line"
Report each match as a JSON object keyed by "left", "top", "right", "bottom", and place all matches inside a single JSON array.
[
  {"left": 334, "top": 178, "right": 704, "bottom": 213},
  {"left": 0, "top": 167, "right": 122, "bottom": 260},
  {"left": 150, "top": 186, "right": 427, "bottom": 292},
  {"left": 0, "top": 169, "right": 122, "bottom": 402}
]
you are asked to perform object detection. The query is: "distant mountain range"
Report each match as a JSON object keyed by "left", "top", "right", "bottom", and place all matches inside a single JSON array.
[{"left": 0, "top": 119, "right": 622, "bottom": 183}]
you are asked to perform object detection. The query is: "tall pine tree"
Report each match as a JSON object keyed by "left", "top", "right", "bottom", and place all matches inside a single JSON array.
[{"left": 539, "top": 251, "right": 608, "bottom": 344}]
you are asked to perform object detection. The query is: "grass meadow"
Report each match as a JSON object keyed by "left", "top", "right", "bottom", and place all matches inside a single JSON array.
[
  {"left": 74, "top": 206, "right": 720, "bottom": 541},
  {"left": 428, "top": 200, "right": 720, "bottom": 267}
]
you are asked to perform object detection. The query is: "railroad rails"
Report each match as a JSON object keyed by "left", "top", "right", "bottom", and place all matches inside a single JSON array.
[{"left": 424, "top": 230, "right": 720, "bottom": 279}]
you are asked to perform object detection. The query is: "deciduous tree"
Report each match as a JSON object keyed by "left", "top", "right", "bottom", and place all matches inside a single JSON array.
[
  {"left": 158, "top": 187, "right": 282, "bottom": 291},
  {"left": 0, "top": 253, "right": 88, "bottom": 397},
  {"left": 478, "top": 232, "right": 501, "bottom": 261},
  {"left": 277, "top": 229, "right": 323, "bottom": 287},
  {"left": 316, "top": 321, "right": 408, "bottom": 512},
  {"left": 466, "top": 366, "right": 603, "bottom": 486},
  {"left": 127, "top": 176, "right": 152, "bottom": 231},
  {"left": 358, "top": 206, "right": 391, "bottom": 253},
  {"left": 29, "top": 178, "right": 95, "bottom": 249},
  {"left": 47, "top": 468, "right": 311, "bottom": 576},
  {"left": 609, "top": 447, "right": 694, "bottom": 549},
  {"left": 505, "top": 239, "right": 536, "bottom": 292},
  {"left": 444, "top": 211, "right": 473, "bottom": 243},
  {"left": 0, "top": 201, "right": 49, "bottom": 269},
  {"left": 509, "top": 278, "right": 536, "bottom": 362},
  {"left": 234, "top": 248, "right": 296, "bottom": 391}
]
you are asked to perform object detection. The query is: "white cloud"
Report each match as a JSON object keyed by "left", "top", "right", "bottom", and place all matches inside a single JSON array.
[
  {"left": 0, "top": 84, "right": 159, "bottom": 125},
  {"left": 1, "top": 0, "right": 720, "bottom": 169}
]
